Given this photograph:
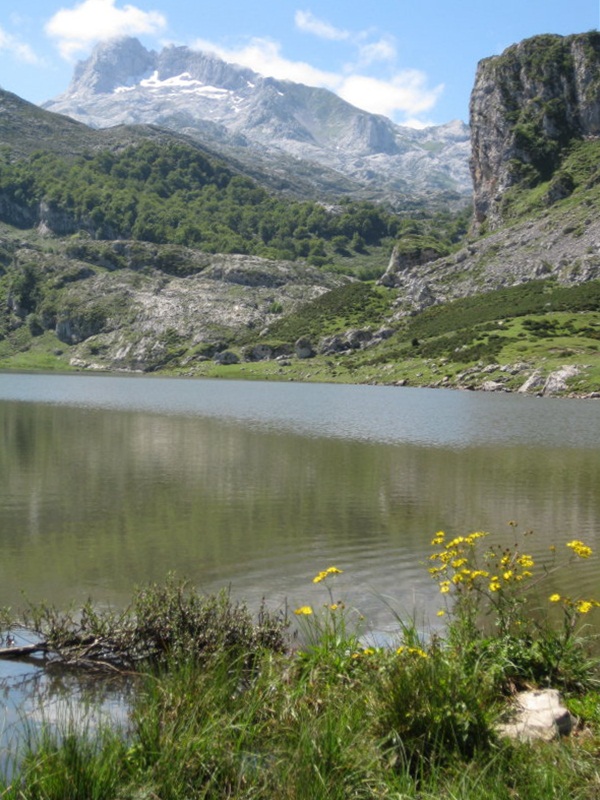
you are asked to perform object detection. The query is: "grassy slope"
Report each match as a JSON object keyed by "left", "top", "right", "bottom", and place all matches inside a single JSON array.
[
  {"left": 4, "top": 275, "right": 600, "bottom": 394},
  {"left": 155, "top": 279, "right": 600, "bottom": 395}
]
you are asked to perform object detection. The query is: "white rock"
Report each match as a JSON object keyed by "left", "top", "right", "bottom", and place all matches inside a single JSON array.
[{"left": 496, "top": 689, "right": 575, "bottom": 742}]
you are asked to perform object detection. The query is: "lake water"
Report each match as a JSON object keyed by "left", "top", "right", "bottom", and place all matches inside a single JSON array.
[
  {"left": 1, "top": 372, "right": 599, "bottom": 631},
  {"left": 1, "top": 372, "right": 600, "bottom": 767}
]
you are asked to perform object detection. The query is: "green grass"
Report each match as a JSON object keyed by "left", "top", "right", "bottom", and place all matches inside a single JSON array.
[
  {"left": 258, "top": 282, "right": 395, "bottom": 344},
  {"left": 4, "top": 267, "right": 600, "bottom": 397},
  {"left": 194, "top": 278, "right": 600, "bottom": 394}
]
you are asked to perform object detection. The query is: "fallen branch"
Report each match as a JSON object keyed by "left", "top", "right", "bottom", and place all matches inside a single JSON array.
[{"left": 0, "top": 643, "right": 47, "bottom": 659}]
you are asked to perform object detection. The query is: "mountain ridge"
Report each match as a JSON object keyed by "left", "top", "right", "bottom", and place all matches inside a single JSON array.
[{"left": 42, "top": 36, "right": 472, "bottom": 204}]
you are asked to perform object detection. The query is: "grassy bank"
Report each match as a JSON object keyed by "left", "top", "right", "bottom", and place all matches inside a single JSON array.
[{"left": 1, "top": 530, "right": 599, "bottom": 799}]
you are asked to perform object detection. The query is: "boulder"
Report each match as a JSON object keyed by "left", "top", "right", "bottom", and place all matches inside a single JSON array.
[
  {"left": 214, "top": 350, "right": 239, "bottom": 365},
  {"left": 346, "top": 328, "right": 373, "bottom": 349},
  {"left": 295, "top": 336, "right": 315, "bottom": 359},
  {"left": 481, "top": 380, "right": 505, "bottom": 392},
  {"left": 518, "top": 371, "right": 546, "bottom": 394},
  {"left": 543, "top": 365, "right": 579, "bottom": 395},
  {"left": 496, "top": 689, "right": 575, "bottom": 742}
]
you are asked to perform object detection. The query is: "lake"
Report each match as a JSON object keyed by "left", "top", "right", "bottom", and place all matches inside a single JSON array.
[
  {"left": 1, "top": 371, "right": 599, "bottom": 634},
  {"left": 2, "top": 371, "right": 600, "bottom": 768}
]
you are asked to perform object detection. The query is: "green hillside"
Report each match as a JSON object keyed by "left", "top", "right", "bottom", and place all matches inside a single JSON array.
[{"left": 1, "top": 80, "right": 600, "bottom": 395}]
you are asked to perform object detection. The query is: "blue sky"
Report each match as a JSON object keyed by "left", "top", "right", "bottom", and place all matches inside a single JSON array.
[{"left": 0, "top": 0, "right": 598, "bottom": 127}]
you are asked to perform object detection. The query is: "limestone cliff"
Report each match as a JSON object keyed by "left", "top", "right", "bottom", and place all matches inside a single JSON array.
[{"left": 470, "top": 32, "right": 600, "bottom": 230}]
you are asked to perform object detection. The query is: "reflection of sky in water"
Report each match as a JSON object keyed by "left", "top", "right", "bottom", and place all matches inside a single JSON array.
[
  {"left": 1, "top": 373, "right": 600, "bottom": 449},
  {"left": 1, "top": 630, "right": 131, "bottom": 778}
]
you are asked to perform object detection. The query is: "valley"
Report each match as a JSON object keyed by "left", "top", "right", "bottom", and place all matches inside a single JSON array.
[{"left": 1, "top": 32, "right": 600, "bottom": 397}]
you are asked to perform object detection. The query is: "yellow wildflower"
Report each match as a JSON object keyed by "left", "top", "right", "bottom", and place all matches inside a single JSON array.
[
  {"left": 294, "top": 605, "right": 313, "bottom": 615},
  {"left": 549, "top": 594, "right": 561, "bottom": 603},
  {"left": 566, "top": 540, "right": 593, "bottom": 558},
  {"left": 447, "top": 536, "right": 466, "bottom": 548},
  {"left": 431, "top": 531, "right": 446, "bottom": 545},
  {"left": 407, "top": 647, "right": 428, "bottom": 658},
  {"left": 517, "top": 555, "right": 535, "bottom": 568},
  {"left": 503, "top": 570, "right": 514, "bottom": 581},
  {"left": 577, "top": 600, "right": 593, "bottom": 614},
  {"left": 362, "top": 647, "right": 375, "bottom": 656},
  {"left": 312, "top": 566, "right": 343, "bottom": 583},
  {"left": 328, "top": 603, "right": 339, "bottom": 611},
  {"left": 489, "top": 580, "right": 501, "bottom": 592},
  {"left": 440, "top": 581, "right": 451, "bottom": 594},
  {"left": 451, "top": 558, "right": 468, "bottom": 568},
  {"left": 437, "top": 610, "right": 445, "bottom": 617}
]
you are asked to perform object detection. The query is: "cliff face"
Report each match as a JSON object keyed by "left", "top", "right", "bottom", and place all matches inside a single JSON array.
[{"left": 470, "top": 32, "right": 600, "bottom": 230}]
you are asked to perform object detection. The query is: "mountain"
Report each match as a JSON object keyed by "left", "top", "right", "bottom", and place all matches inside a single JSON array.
[
  {"left": 383, "top": 32, "right": 600, "bottom": 306},
  {"left": 2, "top": 32, "right": 600, "bottom": 397},
  {"left": 470, "top": 31, "right": 600, "bottom": 230},
  {"left": 43, "top": 37, "right": 472, "bottom": 205}
]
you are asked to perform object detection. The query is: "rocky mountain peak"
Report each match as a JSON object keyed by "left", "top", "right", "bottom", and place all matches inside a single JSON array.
[
  {"left": 69, "top": 36, "right": 155, "bottom": 95},
  {"left": 470, "top": 31, "right": 600, "bottom": 230},
  {"left": 154, "top": 44, "right": 259, "bottom": 92},
  {"left": 43, "top": 38, "right": 472, "bottom": 204}
]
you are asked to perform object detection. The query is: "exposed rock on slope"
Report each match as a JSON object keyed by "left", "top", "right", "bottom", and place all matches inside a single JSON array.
[
  {"left": 470, "top": 32, "right": 600, "bottom": 230},
  {"left": 43, "top": 37, "right": 471, "bottom": 203},
  {"left": 2, "top": 234, "right": 349, "bottom": 372},
  {"left": 382, "top": 32, "right": 600, "bottom": 311},
  {"left": 380, "top": 179, "right": 600, "bottom": 312}
]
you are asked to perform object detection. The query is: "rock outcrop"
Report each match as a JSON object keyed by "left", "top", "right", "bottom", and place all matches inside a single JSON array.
[
  {"left": 470, "top": 32, "right": 600, "bottom": 230},
  {"left": 381, "top": 32, "right": 600, "bottom": 316}
]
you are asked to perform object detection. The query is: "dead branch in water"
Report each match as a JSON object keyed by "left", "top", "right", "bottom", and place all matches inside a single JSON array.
[{"left": 2, "top": 575, "right": 289, "bottom": 673}]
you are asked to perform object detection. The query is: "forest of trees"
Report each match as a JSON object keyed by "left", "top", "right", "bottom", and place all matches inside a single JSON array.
[{"left": 0, "top": 140, "right": 468, "bottom": 268}]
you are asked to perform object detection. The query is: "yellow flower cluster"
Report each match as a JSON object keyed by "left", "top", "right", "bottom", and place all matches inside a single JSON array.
[
  {"left": 547, "top": 594, "right": 600, "bottom": 614},
  {"left": 294, "top": 605, "right": 313, "bottom": 616},
  {"left": 351, "top": 647, "right": 382, "bottom": 659},
  {"left": 312, "top": 566, "right": 343, "bottom": 584},
  {"left": 566, "top": 540, "right": 593, "bottom": 559},
  {"left": 396, "top": 646, "right": 428, "bottom": 659},
  {"left": 429, "top": 530, "right": 537, "bottom": 597}
]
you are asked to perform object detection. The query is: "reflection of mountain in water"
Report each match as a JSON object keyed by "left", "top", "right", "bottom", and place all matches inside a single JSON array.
[{"left": 1, "top": 380, "right": 599, "bottom": 623}]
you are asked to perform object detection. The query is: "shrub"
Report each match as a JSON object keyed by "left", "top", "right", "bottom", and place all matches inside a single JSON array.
[{"left": 20, "top": 575, "right": 289, "bottom": 671}]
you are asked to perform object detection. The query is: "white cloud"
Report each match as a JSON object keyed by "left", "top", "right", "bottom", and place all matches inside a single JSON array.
[
  {"left": 45, "top": 0, "right": 167, "bottom": 60},
  {"left": 0, "top": 25, "right": 41, "bottom": 64},
  {"left": 338, "top": 72, "right": 444, "bottom": 120},
  {"left": 294, "top": 10, "right": 349, "bottom": 41},
  {"left": 191, "top": 36, "right": 442, "bottom": 123},
  {"left": 356, "top": 37, "right": 397, "bottom": 67},
  {"left": 192, "top": 36, "right": 340, "bottom": 89}
]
